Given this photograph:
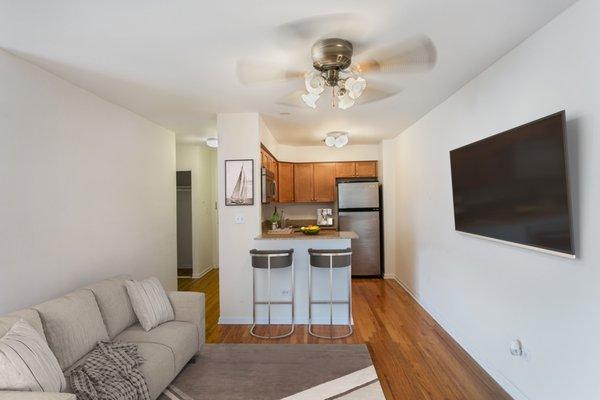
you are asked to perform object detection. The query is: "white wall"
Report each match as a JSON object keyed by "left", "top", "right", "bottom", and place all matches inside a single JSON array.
[
  {"left": 217, "top": 113, "right": 262, "bottom": 323},
  {"left": 277, "top": 143, "right": 379, "bottom": 162},
  {"left": 176, "top": 144, "right": 218, "bottom": 277},
  {"left": 385, "top": 1, "right": 599, "bottom": 399},
  {"left": 379, "top": 140, "right": 397, "bottom": 279},
  {"left": 0, "top": 50, "right": 177, "bottom": 313}
]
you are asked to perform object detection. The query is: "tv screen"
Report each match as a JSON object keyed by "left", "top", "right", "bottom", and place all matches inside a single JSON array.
[{"left": 450, "top": 111, "right": 573, "bottom": 256}]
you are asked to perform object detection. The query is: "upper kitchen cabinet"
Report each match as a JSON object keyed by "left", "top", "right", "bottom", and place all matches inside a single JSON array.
[
  {"left": 335, "top": 162, "right": 356, "bottom": 178},
  {"left": 293, "top": 163, "right": 314, "bottom": 202},
  {"left": 313, "top": 163, "right": 336, "bottom": 202},
  {"left": 355, "top": 161, "right": 378, "bottom": 177},
  {"left": 335, "top": 161, "right": 378, "bottom": 178},
  {"left": 278, "top": 162, "right": 294, "bottom": 203},
  {"left": 261, "top": 149, "right": 269, "bottom": 169}
]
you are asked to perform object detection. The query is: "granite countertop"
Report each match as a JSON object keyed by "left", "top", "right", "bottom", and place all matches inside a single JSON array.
[{"left": 255, "top": 230, "right": 358, "bottom": 240}]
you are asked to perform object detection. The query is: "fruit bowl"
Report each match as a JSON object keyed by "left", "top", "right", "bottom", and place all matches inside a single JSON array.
[{"left": 300, "top": 225, "right": 321, "bottom": 235}]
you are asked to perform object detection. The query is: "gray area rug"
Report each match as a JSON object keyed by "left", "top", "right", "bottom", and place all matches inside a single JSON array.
[{"left": 159, "top": 344, "right": 385, "bottom": 400}]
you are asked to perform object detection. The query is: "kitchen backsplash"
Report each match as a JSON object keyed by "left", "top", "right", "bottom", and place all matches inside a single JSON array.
[{"left": 262, "top": 202, "right": 335, "bottom": 222}]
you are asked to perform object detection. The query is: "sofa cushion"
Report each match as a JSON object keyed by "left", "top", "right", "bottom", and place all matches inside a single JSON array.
[
  {"left": 125, "top": 277, "right": 174, "bottom": 331},
  {"left": 115, "top": 321, "right": 198, "bottom": 374},
  {"left": 84, "top": 276, "right": 137, "bottom": 338},
  {"left": 0, "top": 309, "right": 44, "bottom": 339},
  {"left": 0, "top": 319, "right": 66, "bottom": 392},
  {"left": 34, "top": 290, "right": 109, "bottom": 370},
  {"left": 64, "top": 342, "right": 175, "bottom": 400}
]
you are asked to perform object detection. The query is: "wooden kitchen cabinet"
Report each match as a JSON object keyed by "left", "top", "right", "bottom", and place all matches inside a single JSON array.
[
  {"left": 293, "top": 163, "right": 314, "bottom": 202},
  {"left": 278, "top": 162, "right": 294, "bottom": 203},
  {"left": 355, "top": 161, "right": 377, "bottom": 177},
  {"left": 335, "top": 162, "right": 356, "bottom": 178},
  {"left": 313, "top": 163, "right": 336, "bottom": 202},
  {"left": 261, "top": 150, "right": 269, "bottom": 169}
]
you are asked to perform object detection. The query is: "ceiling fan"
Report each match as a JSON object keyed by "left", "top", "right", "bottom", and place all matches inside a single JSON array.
[{"left": 236, "top": 14, "right": 437, "bottom": 110}]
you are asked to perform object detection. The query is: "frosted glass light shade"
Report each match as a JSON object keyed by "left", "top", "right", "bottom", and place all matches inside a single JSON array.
[
  {"left": 305, "top": 71, "right": 325, "bottom": 94},
  {"left": 345, "top": 77, "right": 367, "bottom": 100},
  {"left": 334, "top": 134, "right": 349, "bottom": 148},
  {"left": 337, "top": 92, "right": 355, "bottom": 110},
  {"left": 325, "top": 136, "right": 336, "bottom": 147},
  {"left": 302, "top": 92, "right": 320, "bottom": 108},
  {"left": 205, "top": 137, "right": 218, "bottom": 148}
]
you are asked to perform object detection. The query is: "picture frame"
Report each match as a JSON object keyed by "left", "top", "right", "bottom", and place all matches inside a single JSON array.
[{"left": 225, "top": 159, "right": 254, "bottom": 206}]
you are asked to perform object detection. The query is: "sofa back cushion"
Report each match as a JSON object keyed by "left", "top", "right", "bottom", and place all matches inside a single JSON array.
[
  {"left": 33, "top": 290, "right": 109, "bottom": 370},
  {"left": 84, "top": 276, "right": 137, "bottom": 338},
  {"left": 0, "top": 308, "right": 44, "bottom": 339}
]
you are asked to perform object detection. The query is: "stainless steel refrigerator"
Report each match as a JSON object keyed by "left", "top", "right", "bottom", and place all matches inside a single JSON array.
[{"left": 337, "top": 178, "right": 382, "bottom": 277}]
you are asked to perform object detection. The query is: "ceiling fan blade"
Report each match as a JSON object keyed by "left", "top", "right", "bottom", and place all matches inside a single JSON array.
[
  {"left": 275, "top": 13, "right": 370, "bottom": 49},
  {"left": 236, "top": 60, "right": 305, "bottom": 84},
  {"left": 355, "top": 35, "right": 437, "bottom": 74},
  {"left": 356, "top": 84, "right": 401, "bottom": 105},
  {"left": 276, "top": 90, "right": 310, "bottom": 108}
]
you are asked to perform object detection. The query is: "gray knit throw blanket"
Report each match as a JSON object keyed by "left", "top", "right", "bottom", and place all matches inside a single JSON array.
[{"left": 69, "top": 341, "right": 150, "bottom": 400}]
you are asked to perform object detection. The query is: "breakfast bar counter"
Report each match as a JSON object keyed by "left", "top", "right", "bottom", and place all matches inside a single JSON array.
[
  {"left": 254, "top": 230, "right": 358, "bottom": 240},
  {"left": 251, "top": 229, "right": 358, "bottom": 325}
]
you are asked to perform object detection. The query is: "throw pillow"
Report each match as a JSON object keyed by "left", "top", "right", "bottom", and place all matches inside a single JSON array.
[
  {"left": 125, "top": 277, "right": 174, "bottom": 331},
  {"left": 0, "top": 319, "right": 66, "bottom": 392}
]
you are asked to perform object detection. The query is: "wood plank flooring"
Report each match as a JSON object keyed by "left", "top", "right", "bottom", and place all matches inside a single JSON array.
[{"left": 178, "top": 269, "right": 512, "bottom": 400}]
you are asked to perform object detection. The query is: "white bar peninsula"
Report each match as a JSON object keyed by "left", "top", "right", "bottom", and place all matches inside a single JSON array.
[{"left": 252, "top": 230, "right": 358, "bottom": 325}]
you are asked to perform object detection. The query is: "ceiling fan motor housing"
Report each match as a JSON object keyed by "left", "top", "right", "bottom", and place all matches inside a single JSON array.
[{"left": 311, "top": 38, "right": 353, "bottom": 72}]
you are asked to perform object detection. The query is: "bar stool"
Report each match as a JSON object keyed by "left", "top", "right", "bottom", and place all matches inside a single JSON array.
[
  {"left": 307, "top": 248, "right": 353, "bottom": 339},
  {"left": 249, "top": 249, "right": 295, "bottom": 339}
]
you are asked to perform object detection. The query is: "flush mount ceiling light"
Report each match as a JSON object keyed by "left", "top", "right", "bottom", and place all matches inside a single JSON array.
[
  {"left": 237, "top": 14, "right": 437, "bottom": 111},
  {"left": 325, "top": 132, "right": 349, "bottom": 148},
  {"left": 205, "top": 137, "right": 218, "bottom": 148}
]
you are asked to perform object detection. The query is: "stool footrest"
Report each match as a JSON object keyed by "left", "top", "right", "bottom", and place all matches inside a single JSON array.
[{"left": 250, "top": 324, "right": 295, "bottom": 340}]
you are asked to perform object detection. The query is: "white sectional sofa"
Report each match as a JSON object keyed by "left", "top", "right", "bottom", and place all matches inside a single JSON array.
[{"left": 0, "top": 276, "right": 205, "bottom": 400}]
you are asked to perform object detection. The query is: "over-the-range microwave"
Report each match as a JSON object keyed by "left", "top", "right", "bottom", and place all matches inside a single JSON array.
[{"left": 261, "top": 167, "right": 277, "bottom": 204}]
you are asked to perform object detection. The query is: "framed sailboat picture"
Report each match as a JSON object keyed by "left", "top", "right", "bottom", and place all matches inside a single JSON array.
[{"left": 225, "top": 159, "right": 254, "bottom": 206}]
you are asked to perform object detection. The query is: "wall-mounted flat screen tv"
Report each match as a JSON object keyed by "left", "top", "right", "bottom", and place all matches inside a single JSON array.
[{"left": 450, "top": 111, "right": 574, "bottom": 257}]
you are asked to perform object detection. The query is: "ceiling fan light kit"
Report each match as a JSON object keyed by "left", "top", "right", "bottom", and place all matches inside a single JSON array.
[
  {"left": 300, "top": 38, "right": 367, "bottom": 110},
  {"left": 236, "top": 15, "right": 437, "bottom": 111}
]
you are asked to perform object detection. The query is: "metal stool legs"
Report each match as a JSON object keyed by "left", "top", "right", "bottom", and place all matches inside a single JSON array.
[
  {"left": 250, "top": 251, "right": 295, "bottom": 339},
  {"left": 308, "top": 250, "right": 353, "bottom": 339}
]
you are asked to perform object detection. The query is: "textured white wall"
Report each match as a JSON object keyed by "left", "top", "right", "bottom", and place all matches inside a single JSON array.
[
  {"left": 386, "top": 1, "right": 599, "bottom": 399},
  {"left": 217, "top": 113, "right": 262, "bottom": 323},
  {"left": 176, "top": 144, "right": 218, "bottom": 277},
  {"left": 0, "top": 50, "right": 177, "bottom": 313},
  {"left": 276, "top": 143, "right": 379, "bottom": 162}
]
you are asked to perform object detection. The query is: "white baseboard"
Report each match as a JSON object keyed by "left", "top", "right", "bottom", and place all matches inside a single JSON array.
[
  {"left": 177, "top": 266, "right": 217, "bottom": 280},
  {"left": 193, "top": 266, "right": 216, "bottom": 279},
  {"left": 386, "top": 273, "right": 528, "bottom": 400}
]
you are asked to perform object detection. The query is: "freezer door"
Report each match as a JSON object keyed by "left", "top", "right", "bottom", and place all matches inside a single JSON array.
[
  {"left": 339, "top": 211, "right": 381, "bottom": 276},
  {"left": 337, "top": 181, "right": 380, "bottom": 209}
]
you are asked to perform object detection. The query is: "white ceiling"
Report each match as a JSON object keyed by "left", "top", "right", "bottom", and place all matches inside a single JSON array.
[{"left": 0, "top": 0, "right": 576, "bottom": 145}]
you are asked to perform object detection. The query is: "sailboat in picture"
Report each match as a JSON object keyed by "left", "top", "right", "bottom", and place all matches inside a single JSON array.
[
  {"left": 230, "top": 165, "right": 247, "bottom": 204},
  {"left": 226, "top": 160, "right": 253, "bottom": 205}
]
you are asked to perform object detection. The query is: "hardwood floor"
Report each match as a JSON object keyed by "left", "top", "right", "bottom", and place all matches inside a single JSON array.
[{"left": 178, "top": 269, "right": 512, "bottom": 400}]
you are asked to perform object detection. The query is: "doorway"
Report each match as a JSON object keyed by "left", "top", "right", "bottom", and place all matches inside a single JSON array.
[{"left": 177, "top": 171, "right": 193, "bottom": 277}]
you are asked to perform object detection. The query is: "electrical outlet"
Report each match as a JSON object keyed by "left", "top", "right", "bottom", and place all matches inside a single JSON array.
[
  {"left": 510, "top": 339, "right": 523, "bottom": 356},
  {"left": 234, "top": 215, "right": 245, "bottom": 224},
  {"left": 281, "top": 289, "right": 290, "bottom": 296}
]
